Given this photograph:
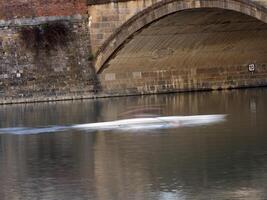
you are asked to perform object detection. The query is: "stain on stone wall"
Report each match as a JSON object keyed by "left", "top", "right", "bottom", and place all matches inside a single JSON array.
[{"left": 19, "top": 22, "right": 72, "bottom": 51}]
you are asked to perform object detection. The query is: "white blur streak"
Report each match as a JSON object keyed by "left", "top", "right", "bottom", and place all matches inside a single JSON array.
[
  {"left": 72, "top": 115, "right": 226, "bottom": 131},
  {"left": 0, "top": 115, "right": 226, "bottom": 135},
  {"left": 0, "top": 126, "right": 67, "bottom": 135}
]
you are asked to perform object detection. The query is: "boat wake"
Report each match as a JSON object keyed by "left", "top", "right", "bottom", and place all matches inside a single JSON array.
[{"left": 0, "top": 114, "right": 226, "bottom": 135}]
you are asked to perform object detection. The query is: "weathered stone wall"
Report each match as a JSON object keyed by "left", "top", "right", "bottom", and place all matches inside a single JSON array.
[
  {"left": 99, "top": 65, "right": 267, "bottom": 96},
  {"left": 0, "top": 16, "right": 97, "bottom": 104},
  {"left": 0, "top": 0, "right": 98, "bottom": 104},
  {"left": 88, "top": 0, "right": 161, "bottom": 54}
]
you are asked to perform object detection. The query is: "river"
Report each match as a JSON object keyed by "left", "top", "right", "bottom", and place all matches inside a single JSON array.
[{"left": 0, "top": 88, "right": 267, "bottom": 200}]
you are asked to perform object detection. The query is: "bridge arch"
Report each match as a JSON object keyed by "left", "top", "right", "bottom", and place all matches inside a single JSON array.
[{"left": 94, "top": 0, "right": 267, "bottom": 73}]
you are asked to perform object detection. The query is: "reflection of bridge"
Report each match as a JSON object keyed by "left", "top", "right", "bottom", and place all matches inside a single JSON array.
[{"left": 88, "top": 0, "right": 267, "bottom": 95}]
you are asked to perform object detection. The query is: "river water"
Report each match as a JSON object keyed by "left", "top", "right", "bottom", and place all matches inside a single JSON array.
[{"left": 0, "top": 89, "right": 267, "bottom": 200}]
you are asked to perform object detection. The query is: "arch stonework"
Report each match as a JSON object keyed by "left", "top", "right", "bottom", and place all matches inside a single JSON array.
[{"left": 88, "top": 0, "right": 267, "bottom": 73}]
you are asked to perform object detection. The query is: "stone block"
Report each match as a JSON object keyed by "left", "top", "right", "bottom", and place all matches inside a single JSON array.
[{"left": 105, "top": 73, "right": 116, "bottom": 81}]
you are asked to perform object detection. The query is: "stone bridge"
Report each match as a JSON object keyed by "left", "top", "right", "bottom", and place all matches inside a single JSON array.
[
  {"left": 88, "top": 0, "right": 267, "bottom": 96},
  {"left": 1, "top": 0, "right": 267, "bottom": 103}
]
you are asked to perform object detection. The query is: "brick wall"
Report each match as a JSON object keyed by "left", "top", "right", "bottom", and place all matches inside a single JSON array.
[{"left": 0, "top": 0, "right": 88, "bottom": 20}]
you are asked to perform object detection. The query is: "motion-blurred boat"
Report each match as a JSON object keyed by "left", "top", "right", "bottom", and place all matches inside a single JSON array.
[{"left": 0, "top": 114, "right": 226, "bottom": 134}]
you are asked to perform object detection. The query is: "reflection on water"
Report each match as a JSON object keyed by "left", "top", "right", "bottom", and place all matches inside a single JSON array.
[{"left": 1, "top": 89, "right": 267, "bottom": 200}]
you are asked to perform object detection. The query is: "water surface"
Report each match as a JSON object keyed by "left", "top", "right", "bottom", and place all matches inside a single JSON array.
[{"left": 0, "top": 89, "right": 267, "bottom": 200}]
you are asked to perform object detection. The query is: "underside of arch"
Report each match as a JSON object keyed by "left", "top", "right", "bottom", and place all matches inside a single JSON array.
[
  {"left": 95, "top": 0, "right": 267, "bottom": 73},
  {"left": 98, "top": 8, "right": 267, "bottom": 95},
  {"left": 103, "top": 8, "right": 267, "bottom": 73}
]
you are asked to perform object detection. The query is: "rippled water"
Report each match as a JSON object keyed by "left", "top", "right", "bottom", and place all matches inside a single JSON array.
[{"left": 1, "top": 89, "right": 267, "bottom": 200}]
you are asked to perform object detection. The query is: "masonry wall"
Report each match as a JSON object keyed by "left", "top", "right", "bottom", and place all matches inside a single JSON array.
[
  {"left": 88, "top": 0, "right": 160, "bottom": 54},
  {"left": 99, "top": 65, "right": 267, "bottom": 97},
  {"left": 0, "top": 17, "right": 98, "bottom": 104},
  {"left": 0, "top": 0, "right": 99, "bottom": 104}
]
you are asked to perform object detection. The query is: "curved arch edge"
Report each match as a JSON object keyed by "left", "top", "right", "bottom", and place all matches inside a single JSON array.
[{"left": 95, "top": 0, "right": 267, "bottom": 73}]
